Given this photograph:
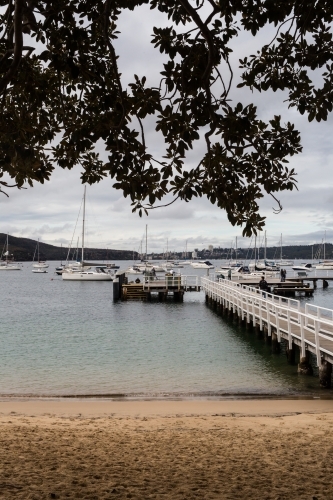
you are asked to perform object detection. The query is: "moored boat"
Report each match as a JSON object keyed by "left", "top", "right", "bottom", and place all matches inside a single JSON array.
[
  {"left": 191, "top": 260, "right": 214, "bottom": 269},
  {"left": 62, "top": 187, "right": 113, "bottom": 282},
  {"left": 0, "top": 235, "right": 21, "bottom": 270}
]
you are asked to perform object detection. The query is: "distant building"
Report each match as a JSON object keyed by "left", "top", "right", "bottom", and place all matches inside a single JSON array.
[{"left": 192, "top": 251, "right": 198, "bottom": 259}]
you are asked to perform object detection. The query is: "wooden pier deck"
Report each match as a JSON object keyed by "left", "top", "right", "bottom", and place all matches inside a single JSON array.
[
  {"left": 113, "top": 272, "right": 201, "bottom": 301},
  {"left": 230, "top": 277, "right": 314, "bottom": 296},
  {"left": 202, "top": 276, "right": 333, "bottom": 386}
]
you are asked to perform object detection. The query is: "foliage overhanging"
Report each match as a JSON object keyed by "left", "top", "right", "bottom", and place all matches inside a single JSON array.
[{"left": 0, "top": 0, "right": 332, "bottom": 234}]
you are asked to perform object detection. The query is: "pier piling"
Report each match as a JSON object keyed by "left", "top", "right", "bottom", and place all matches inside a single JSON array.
[
  {"left": 297, "top": 350, "right": 313, "bottom": 376},
  {"left": 319, "top": 359, "right": 332, "bottom": 388}
]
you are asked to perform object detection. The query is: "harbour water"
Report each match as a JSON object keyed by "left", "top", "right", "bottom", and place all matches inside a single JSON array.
[{"left": 1, "top": 261, "right": 333, "bottom": 399}]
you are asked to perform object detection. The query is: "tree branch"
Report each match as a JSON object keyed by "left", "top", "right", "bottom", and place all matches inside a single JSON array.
[{"left": 0, "top": 0, "right": 24, "bottom": 93}]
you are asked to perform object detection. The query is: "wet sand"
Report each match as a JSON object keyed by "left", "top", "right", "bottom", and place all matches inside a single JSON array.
[{"left": 0, "top": 399, "right": 333, "bottom": 499}]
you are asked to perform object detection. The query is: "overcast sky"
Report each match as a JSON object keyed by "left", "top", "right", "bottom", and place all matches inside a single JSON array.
[{"left": 1, "top": 3, "right": 332, "bottom": 254}]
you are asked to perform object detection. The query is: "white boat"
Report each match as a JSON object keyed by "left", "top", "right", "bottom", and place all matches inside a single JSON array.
[
  {"left": 63, "top": 267, "right": 113, "bottom": 281},
  {"left": 0, "top": 235, "right": 21, "bottom": 270},
  {"left": 241, "top": 270, "right": 279, "bottom": 279},
  {"left": 62, "top": 187, "right": 112, "bottom": 282},
  {"left": 218, "top": 261, "right": 243, "bottom": 271},
  {"left": 0, "top": 260, "right": 21, "bottom": 270},
  {"left": 32, "top": 267, "right": 48, "bottom": 274},
  {"left": 292, "top": 263, "right": 313, "bottom": 271},
  {"left": 315, "top": 261, "right": 333, "bottom": 270},
  {"left": 33, "top": 262, "right": 49, "bottom": 269},
  {"left": 276, "top": 260, "right": 294, "bottom": 266},
  {"left": 55, "top": 262, "right": 82, "bottom": 275},
  {"left": 32, "top": 239, "right": 49, "bottom": 270},
  {"left": 249, "top": 260, "right": 279, "bottom": 272},
  {"left": 191, "top": 260, "right": 215, "bottom": 269},
  {"left": 216, "top": 266, "right": 244, "bottom": 277},
  {"left": 275, "top": 234, "right": 293, "bottom": 267},
  {"left": 126, "top": 266, "right": 143, "bottom": 274}
]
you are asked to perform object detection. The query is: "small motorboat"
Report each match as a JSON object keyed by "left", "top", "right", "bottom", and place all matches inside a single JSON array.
[{"left": 292, "top": 263, "right": 313, "bottom": 271}]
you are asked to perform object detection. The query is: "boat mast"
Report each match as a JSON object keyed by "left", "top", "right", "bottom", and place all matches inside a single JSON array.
[
  {"left": 254, "top": 235, "right": 257, "bottom": 265},
  {"left": 6, "top": 233, "right": 8, "bottom": 262},
  {"left": 145, "top": 224, "right": 148, "bottom": 262},
  {"left": 82, "top": 186, "right": 86, "bottom": 264},
  {"left": 264, "top": 231, "right": 267, "bottom": 260},
  {"left": 324, "top": 230, "right": 326, "bottom": 260},
  {"left": 235, "top": 236, "right": 237, "bottom": 263},
  {"left": 280, "top": 233, "right": 282, "bottom": 262}
]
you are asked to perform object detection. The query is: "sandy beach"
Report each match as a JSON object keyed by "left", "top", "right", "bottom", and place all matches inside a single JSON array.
[{"left": 0, "top": 399, "right": 333, "bottom": 499}]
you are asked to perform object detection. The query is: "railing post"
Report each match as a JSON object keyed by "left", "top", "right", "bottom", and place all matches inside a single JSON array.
[
  {"left": 287, "top": 309, "right": 292, "bottom": 349},
  {"left": 305, "top": 304, "right": 309, "bottom": 327},
  {"left": 259, "top": 298, "right": 263, "bottom": 330},
  {"left": 276, "top": 307, "right": 281, "bottom": 342},
  {"left": 315, "top": 321, "right": 321, "bottom": 367},
  {"left": 300, "top": 314, "right": 305, "bottom": 358},
  {"left": 251, "top": 293, "right": 255, "bottom": 326},
  {"left": 318, "top": 307, "right": 321, "bottom": 333}
]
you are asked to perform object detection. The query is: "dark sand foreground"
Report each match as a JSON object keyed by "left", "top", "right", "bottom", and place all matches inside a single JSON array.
[{"left": 0, "top": 399, "right": 333, "bottom": 499}]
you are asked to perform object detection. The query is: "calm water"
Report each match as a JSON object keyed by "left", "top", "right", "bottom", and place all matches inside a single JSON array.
[{"left": 1, "top": 261, "right": 333, "bottom": 399}]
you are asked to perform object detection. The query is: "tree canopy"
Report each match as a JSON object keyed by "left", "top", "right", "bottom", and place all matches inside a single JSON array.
[{"left": 0, "top": 0, "right": 332, "bottom": 235}]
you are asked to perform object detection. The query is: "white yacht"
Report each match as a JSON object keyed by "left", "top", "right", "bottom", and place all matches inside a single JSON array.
[
  {"left": 32, "top": 239, "right": 49, "bottom": 269},
  {"left": 62, "top": 187, "right": 112, "bottom": 282},
  {"left": 191, "top": 260, "right": 215, "bottom": 269},
  {"left": 292, "top": 263, "right": 313, "bottom": 271},
  {"left": 32, "top": 267, "right": 48, "bottom": 274},
  {"left": 315, "top": 261, "right": 333, "bottom": 270},
  {"left": 218, "top": 261, "right": 243, "bottom": 271},
  {"left": 62, "top": 267, "right": 113, "bottom": 281},
  {"left": 126, "top": 266, "right": 143, "bottom": 274},
  {"left": 0, "top": 235, "right": 21, "bottom": 270},
  {"left": 0, "top": 260, "right": 21, "bottom": 271}
]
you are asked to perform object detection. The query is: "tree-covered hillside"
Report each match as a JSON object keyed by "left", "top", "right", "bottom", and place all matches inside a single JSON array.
[{"left": 0, "top": 234, "right": 136, "bottom": 261}]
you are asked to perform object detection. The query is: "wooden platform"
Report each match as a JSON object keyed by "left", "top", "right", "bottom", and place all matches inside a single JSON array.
[{"left": 113, "top": 272, "right": 201, "bottom": 301}]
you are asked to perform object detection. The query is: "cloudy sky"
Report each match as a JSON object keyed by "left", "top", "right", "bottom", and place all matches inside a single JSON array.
[{"left": 1, "top": 3, "right": 332, "bottom": 254}]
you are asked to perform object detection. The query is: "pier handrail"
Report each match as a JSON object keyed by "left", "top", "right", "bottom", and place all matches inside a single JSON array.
[
  {"left": 142, "top": 274, "right": 199, "bottom": 291},
  {"left": 202, "top": 276, "right": 333, "bottom": 367}
]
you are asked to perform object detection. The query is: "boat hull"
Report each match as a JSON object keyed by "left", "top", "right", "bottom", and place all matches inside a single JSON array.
[
  {"left": 0, "top": 265, "right": 21, "bottom": 270},
  {"left": 62, "top": 272, "right": 112, "bottom": 281}
]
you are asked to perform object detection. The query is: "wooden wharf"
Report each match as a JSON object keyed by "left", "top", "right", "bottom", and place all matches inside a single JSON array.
[
  {"left": 202, "top": 276, "right": 333, "bottom": 388},
  {"left": 286, "top": 276, "right": 330, "bottom": 289},
  {"left": 232, "top": 278, "right": 314, "bottom": 297},
  {"left": 113, "top": 271, "right": 201, "bottom": 301}
]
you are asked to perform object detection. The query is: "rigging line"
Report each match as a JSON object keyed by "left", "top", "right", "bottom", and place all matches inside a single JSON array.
[{"left": 66, "top": 195, "right": 84, "bottom": 263}]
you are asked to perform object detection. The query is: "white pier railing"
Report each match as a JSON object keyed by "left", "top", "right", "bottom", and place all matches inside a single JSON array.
[
  {"left": 143, "top": 275, "right": 200, "bottom": 292},
  {"left": 202, "top": 276, "right": 333, "bottom": 367}
]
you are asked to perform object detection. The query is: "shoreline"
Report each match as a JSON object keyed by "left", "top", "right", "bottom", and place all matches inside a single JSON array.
[
  {"left": 1, "top": 397, "right": 333, "bottom": 418},
  {"left": 1, "top": 388, "right": 332, "bottom": 400}
]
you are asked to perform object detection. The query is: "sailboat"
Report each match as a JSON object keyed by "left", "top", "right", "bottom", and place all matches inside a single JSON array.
[
  {"left": 0, "top": 234, "right": 21, "bottom": 270},
  {"left": 32, "top": 239, "right": 48, "bottom": 273},
  {"left": 62, "top": 187, "right": 112, "bottom": 281},
  {"left": 314, "top": 231, "right": 333, "bottom": 269},
  {"left": 276, "top": 234, "right": 294, "bottom": 266},
  {"left": 32, "top": 239, "right": 49, "bottom": 271}
]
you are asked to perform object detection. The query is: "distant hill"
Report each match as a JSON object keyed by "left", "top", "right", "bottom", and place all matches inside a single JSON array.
[{"left": 0, "top": 234, "right": 137, "bottom": 261}]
